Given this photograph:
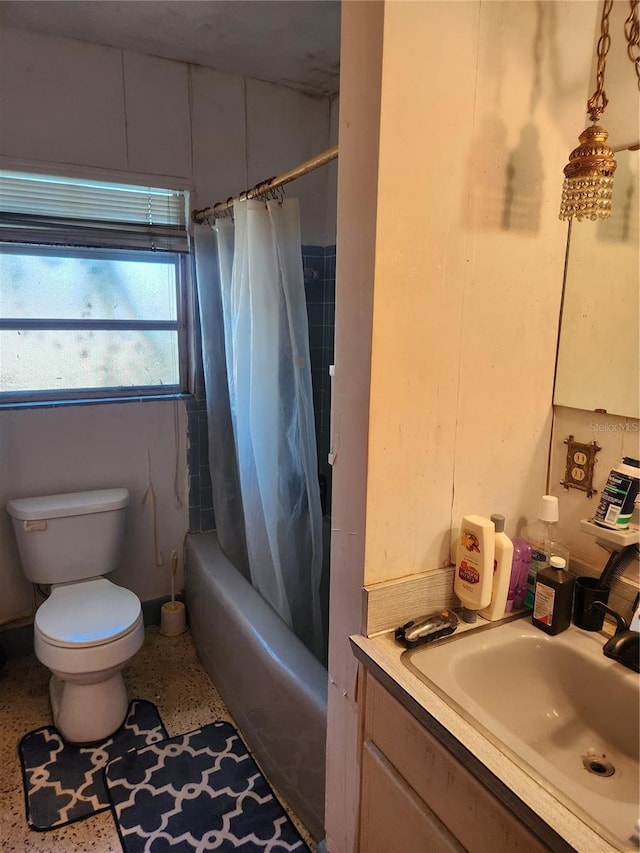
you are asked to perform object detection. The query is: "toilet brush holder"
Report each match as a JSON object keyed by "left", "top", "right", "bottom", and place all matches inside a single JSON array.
[{"left": 160, "top": 600, "right": 187, "bottom": 637}]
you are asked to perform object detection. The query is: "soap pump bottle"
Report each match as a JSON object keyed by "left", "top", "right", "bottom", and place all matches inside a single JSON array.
[
  {"left": 532, "top": 556, "right": 575, "bottom": 635},
  {"left": 480, "top": 514, "right": 514, "bottom": 622}
]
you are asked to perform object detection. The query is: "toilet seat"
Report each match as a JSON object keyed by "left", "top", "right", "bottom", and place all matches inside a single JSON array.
[{"left": 35, "top": 577, "right": 141, "bottom": 648}]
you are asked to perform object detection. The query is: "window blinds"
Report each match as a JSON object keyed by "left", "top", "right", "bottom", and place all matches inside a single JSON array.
[{"left": 0, "top": 171, "right": 189, "bottom": 252}]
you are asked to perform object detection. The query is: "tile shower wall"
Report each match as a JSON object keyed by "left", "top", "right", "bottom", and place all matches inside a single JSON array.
[
  {"left": 187, "top": 293, "right": 215, "bottom": 534},
  {"left": 304, "top": 245, "right": 336, "bottom": 517},
  {"left": 188, "top": 245, "right": 336, "bottom": 532}
]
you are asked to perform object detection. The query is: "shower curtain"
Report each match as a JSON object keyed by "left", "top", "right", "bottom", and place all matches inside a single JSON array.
[{"left": 195, "top": 198, "right": 324, "bottom": 661}]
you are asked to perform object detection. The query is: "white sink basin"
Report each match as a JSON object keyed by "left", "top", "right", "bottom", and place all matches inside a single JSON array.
[{"left": 403, "top": 618, "right": 640, "bottom": 851}]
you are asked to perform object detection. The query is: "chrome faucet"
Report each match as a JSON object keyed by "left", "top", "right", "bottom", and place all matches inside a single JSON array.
[{"left": 593, "top": 598, "right": 640, "bottom": 673}]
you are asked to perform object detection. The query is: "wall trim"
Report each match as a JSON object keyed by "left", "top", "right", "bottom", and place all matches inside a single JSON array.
[{"left": 364, "top": 567, "right": 457, "bottom": 637}]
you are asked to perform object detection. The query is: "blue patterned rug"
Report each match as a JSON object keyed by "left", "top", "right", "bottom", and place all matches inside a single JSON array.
[
  {"left": 19, "top": 699, "right": 167, "bottom": 831},
  {"left": 105, "top": 720, "right": 311, "bottom": 852}
]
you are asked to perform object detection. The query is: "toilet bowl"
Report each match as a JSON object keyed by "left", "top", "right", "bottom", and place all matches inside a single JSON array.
[
  {"left": 6, "top": 488, "right": 144, "bottom": 744},
  {"left": 34, "top": 577, "right": 145, "bottom": 743}
]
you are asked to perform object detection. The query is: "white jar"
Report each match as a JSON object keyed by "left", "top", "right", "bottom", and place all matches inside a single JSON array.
[{"left": 594, "top": 457, "right": 640, "bottom": 530}]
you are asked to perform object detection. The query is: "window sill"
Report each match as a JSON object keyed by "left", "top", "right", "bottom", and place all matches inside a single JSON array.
[{"left": 0, "top": 392, "right": 194, "bottom": 413}]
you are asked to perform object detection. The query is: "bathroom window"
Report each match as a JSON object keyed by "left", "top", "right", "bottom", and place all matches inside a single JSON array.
[{"left": 0, "top": 170, "right": 190, "bottom": 405}]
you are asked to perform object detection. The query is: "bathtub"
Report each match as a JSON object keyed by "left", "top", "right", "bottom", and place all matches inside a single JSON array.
[{"left": 185, "top": 531, "right": 328, "bottom": 842}]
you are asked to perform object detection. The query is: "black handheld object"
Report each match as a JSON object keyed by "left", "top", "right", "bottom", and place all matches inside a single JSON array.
[{"left": 395, "top": 609, "right": 459, "bottom": 649}]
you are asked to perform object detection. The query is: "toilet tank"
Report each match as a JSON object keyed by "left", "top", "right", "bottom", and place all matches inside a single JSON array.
[{"left": 6, "top": 488, "right": 130, "bottom": 585}]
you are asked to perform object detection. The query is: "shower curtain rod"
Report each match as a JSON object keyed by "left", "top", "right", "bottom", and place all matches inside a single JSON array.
[{"left": 191, "top": 144, "right": 338, "bottom": 224}]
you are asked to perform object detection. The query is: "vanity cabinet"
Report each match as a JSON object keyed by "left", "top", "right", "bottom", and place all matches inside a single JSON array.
[{"left": 359, "top": 673, "right": 550, "bottom": 853}]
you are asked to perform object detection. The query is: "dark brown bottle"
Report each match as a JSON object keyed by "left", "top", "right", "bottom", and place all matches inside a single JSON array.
[{"left": 532, "top": 556, "right": 575, "bottom": 635}]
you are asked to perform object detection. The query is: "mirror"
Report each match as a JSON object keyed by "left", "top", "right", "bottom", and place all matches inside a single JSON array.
[{"left": 554, "top": 147, "right": 639, "bottom": 419}]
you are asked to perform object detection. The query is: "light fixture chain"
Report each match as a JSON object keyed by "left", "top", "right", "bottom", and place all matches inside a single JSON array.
[
  {"left": 625, "top": 0, "right": 640, "bottom": 89},
  {"left": 587, "top": 0, "right": 614, "bottom": 122}
]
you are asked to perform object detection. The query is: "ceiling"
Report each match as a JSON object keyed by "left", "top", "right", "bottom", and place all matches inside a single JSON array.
[{"left": 0, "top": 0, "right": 341, "bottom": 97}]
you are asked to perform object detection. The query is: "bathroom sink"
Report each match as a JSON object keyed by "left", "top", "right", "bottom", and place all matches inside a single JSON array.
[{"left": 402, "top": 618, "right": 640, "bottom": 851}]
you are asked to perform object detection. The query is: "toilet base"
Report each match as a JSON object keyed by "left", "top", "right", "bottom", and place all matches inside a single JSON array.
[{"left": 50, "top": 672, "right": 129, "bottom": 744}]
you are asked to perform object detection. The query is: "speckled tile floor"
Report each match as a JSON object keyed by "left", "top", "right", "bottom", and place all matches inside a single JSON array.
[{"left": 0, "top": 625, "right": 313, "bottom": 852}]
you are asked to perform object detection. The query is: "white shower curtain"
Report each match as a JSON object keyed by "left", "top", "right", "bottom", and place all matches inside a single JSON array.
[{"left": 208, "top": 199, "right": 324, "bottom": 660}]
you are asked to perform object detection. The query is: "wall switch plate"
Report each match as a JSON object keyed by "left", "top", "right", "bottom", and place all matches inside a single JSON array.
[{"left": 561, "top": 435, "right": 601, "bottom": 497}]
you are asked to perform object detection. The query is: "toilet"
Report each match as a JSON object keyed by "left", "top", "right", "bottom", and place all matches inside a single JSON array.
[{"left": 7, "top": 488, "right": 144, "bottom": 744}]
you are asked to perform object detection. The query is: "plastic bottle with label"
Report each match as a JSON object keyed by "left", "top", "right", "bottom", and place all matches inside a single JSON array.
[
  {"left": 522, "top": 495, "right": 570, "bottom": 608},
  {"left": 594, "top": 457, "right": 640, "bottom": 530},
  {"left": 507, "top": 537, "right": 531, "bottom": 611},
  {"left": 454, "top": 515, "right": 495, "bottom": 623},
  {"left": 480, "top": 514, "right": 514, "bottom": 622},
  {"left": 532, "top": 556, "right": 575, "bottom": 635}
]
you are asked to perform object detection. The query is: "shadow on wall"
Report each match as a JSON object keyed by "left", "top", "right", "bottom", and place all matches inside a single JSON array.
[
  {"left": 502, "top": 122, "right": 543, "bottom": 233},
  {"left": 597, "top": 152, "right": 639, "bottom": 244},
  {"left": 462, "top": 0, "right": 553, "bottom": 235},
  {"left": 462, "top": 113, "right": 543, "bottom": 236}
]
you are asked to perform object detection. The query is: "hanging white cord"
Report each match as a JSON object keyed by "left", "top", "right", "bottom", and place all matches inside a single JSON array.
[
  {"left": 142, "top": 449, "right": 164, "bottom": 567},
  {"left": 173, "top": 399, "right": 183, "bottom": 507}
]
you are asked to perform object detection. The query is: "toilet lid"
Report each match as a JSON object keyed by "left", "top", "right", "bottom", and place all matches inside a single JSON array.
[{"left": 35, "top": 578, "right": 142, "bottom": 648}]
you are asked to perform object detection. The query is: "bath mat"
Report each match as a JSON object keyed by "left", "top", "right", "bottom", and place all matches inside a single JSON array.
[
  {"left": 105, "top": 720, "right": 310, "bottom": 852},
  {"left": 19, "top": 699, "right": 167, "bottom": 831}
]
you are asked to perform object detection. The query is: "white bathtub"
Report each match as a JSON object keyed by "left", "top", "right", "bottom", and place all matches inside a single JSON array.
[{"left": 185, "top": 531, "right": 328, "bottom": 842}]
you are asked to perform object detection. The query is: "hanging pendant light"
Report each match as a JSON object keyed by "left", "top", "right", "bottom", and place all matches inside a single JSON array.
[
  {"left": 560, "top": 0, "right": 640, "bottom": 222},
  {"left": 559, "top": 124, "right": 617, "bottom": 221},
  {"left": 560, "top": 1, "right": 617, "bottom": 221}
]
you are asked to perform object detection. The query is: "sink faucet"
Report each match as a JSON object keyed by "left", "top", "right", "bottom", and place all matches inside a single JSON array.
[{"left": 592, "top": 599, "right": 640, "bottom": 673}]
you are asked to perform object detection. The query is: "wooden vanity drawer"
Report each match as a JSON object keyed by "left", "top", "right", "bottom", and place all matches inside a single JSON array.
[
  {"left": 359, "top": 740, "right": 464, "bottom": 853},
  {"left": 364, "top": 674, "right": 548, "bottom": 853}
]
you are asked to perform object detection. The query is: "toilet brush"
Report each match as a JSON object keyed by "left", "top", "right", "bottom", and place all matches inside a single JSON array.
[{"left": 160, "top": 550, "right": 187, "bottom": 636}]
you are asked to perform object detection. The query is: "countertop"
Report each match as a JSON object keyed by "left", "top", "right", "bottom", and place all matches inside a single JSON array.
[{"left": 351, "top": 621, "right": 630, "bottom": 853}]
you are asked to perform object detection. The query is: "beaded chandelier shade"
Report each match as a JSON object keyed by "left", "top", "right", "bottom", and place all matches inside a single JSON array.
[{"left": 559, "top": 0, "right": 640, "bottom": 222}]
